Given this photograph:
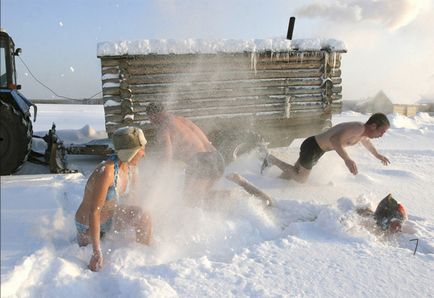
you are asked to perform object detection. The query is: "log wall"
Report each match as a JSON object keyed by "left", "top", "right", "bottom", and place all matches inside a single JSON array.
[{"left": 98, "top": 50, "right": 345, "bottom": 146}]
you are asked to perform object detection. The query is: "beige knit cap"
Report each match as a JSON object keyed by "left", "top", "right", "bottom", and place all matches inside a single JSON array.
[{"left": 112, "top": 127, "right": 147, "bottom": 162}]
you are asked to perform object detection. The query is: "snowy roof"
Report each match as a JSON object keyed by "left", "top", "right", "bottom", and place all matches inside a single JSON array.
[
  {"left": 417, "top": 97, "right": 434, "bottom": 104},
  {"left": 97, "top": 37, "right": 347, "bottom": 57},
  {"left": 356, "top": 91, "right": 393, "bottom": 106}
]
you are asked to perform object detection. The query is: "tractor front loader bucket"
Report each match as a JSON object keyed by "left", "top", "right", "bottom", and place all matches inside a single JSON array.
[{"left": 29, "top": 123, "right": 76, "bottom": 173}]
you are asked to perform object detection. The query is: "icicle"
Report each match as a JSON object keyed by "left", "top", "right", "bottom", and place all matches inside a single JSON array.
[
  {"left": 324, "top": 52, "right": 329, "bottom": 76},
  {"left": 250, "top": 51, "right": 257, "bottom": 75},
  {"left": 300, "top": 52, "right": 304, "bottom": 63},
  {"left": 332, "top": 52, "right": 337, "bottom": 74},
  {"left": 254, "top": 52, "right": 258, "bottom": 75}
]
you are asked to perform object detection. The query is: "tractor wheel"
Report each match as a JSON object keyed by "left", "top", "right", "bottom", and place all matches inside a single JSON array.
[
  {"left": 0, "top": 99, "right": 33, "bottom": 175},
  {"left": 210, "top": 130, "right": 264, "bottom": 164}
]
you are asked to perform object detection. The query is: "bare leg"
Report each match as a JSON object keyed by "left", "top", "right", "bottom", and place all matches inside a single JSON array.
[
  {"left": 226, "top": 173, "right": 274, "bottom": 205},
  {"left": 135, "top": 211, "right": 152, "bottom": 245},
  {"left": 280, "top": 160, "right": 311, "bottom": 183},
  {"left": 114, "top": 206, "right": 152, "bottom": 245},
  {"left": 76, "top": 227, "right": 106, "bottom": 246},
  {"left": 267, "top": 154, "right": 298, "bottom": 173},
  {"left": 267, "top": 155, "right": 311, "bottom": 183},
  {"left": 77, "top": 231, "right": 90, "bottom": 247}
]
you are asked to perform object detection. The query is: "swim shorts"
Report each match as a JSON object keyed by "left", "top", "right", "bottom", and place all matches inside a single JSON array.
[
  {"left": 185, "top": 151, "right": 225, "bottom": 179},
  {"left": 75, "top": 218, "right": 113, "bottom": 237},
  {"left": 298, "top": 136, "right": 325, "bottom": 170}
]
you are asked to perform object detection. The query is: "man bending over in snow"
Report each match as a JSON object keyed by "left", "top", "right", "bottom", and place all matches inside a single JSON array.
[
  {"left": 145, "top": 102, "right": 225, "bottom": 201},
  {"left": 261, "top": 113, "right": 390, "bottom": 183}
]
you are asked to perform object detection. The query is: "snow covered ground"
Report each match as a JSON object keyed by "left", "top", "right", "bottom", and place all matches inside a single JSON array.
[{"left": 1, "top": 105, "right": 434, "bottom": 297}]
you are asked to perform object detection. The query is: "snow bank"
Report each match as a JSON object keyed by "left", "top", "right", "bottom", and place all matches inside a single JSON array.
[
  {"left": 388, "top": 112, "right": 433, "bottom": 130},
  {"left": 2, "top": 106, "right": 434, "bottom": 297}
]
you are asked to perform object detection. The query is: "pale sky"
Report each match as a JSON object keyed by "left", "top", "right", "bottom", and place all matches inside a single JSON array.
[{"left": 1, "top": 0, "right": 433, "bottom": 103}]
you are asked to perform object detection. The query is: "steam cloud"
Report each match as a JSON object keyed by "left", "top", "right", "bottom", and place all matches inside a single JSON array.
[{"left": 296, "top": 0, "right": 427, "bottom": 31}]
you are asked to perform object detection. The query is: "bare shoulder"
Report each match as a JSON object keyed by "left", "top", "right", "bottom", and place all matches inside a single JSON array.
[
  {"left": 176, "top": 115, "right": 194, "bottom": 127},
  {"left": 90, "top": 160, "right": 114, "bottom": 186},
  {"left": 338, "top": 122, "right": 364, "bottom": 134},
  {"left": 337, "top": 121, "right": 363, "bottom": 128},
  {"left": 170, "top": 116, "right": 197, "bottom": 133}
]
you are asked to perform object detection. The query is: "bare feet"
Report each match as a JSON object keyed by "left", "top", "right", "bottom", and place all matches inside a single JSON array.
[{"left": 260, "top": 153, "right": 270, "bottom": 174}]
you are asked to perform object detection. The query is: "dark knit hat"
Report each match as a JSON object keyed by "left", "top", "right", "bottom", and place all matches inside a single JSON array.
[
  {"left": 145, "top": 102, "right": 165, "bottom": 116},
  {"left": 374, "top": 194, "right": 407, "bottom": 231}
]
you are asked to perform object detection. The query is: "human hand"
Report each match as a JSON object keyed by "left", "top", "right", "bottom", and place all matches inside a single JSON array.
[
  {"left": 377, "top": 154, "right": 390, "bottom": 166},
  {"left": 88, "top": 250, "right": 103, "bottom": 272},
  {"left": 345, "top": 159, "right": 358, "bottom": 175}
]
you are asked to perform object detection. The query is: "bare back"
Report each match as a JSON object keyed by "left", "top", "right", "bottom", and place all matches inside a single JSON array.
[
  {"left": 159, "top": 115, "right": 215, "bottom": 162},
  {"left": 315, "top": 122, "right": 365, "bottom": 151}
]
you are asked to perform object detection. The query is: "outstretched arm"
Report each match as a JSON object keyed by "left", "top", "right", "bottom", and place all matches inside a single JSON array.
[
  {"left": 88, "top": 168, "right": 112, "bottom": 271},
  {"left": 329, "top": 124, "right": 364, "bottom": 175},
  {"left": 360, "top": 138, "right": 390, "bottom": 165}
]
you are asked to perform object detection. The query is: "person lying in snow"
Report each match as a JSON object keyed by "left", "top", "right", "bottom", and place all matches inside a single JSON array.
[
  {"left": 75, "top": 127, "right": 152, "bottom": 272},
  {"left": 356, "top": 194, "right": 408, "bottom": 234},
  {"left": 261, "top": 113, "right": 390, "bottom": 183},
  {"left": 145, "top": 102, "right": 225, "bottom": 201}
]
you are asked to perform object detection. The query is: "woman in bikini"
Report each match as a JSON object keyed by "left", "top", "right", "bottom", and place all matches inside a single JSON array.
[{"left": 75, "top": 126, "right": 152, "bottom": 272}]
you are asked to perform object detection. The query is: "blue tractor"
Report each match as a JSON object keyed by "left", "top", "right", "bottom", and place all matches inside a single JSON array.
[
  {"left": 1, "top": 30, "right": 114, "bottom": 175},
  {"left": 0, "top": 29, "right": 37, "bottom": 175}
]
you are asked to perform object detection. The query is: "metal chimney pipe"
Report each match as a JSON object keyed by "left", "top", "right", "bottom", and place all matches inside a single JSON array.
[{"left": 287, "top": 17, "right": 296, "bottom": 40}]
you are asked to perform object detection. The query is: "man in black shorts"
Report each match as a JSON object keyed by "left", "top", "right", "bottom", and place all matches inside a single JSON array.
[{"left": 261, "top": 113, "right": 391, "bottom": 183}]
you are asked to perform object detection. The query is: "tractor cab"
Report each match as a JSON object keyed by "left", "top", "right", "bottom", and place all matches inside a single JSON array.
[
  {"left": 0, "top": 29, "right": 36, "bottom": 175},
  {"left": 0, "top": 30, "right": 20, "bottom": 90}
]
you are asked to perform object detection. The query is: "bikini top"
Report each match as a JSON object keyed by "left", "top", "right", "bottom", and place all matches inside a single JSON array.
[{"left": 105, "top": 155, "right": 131, "bottom": 202}]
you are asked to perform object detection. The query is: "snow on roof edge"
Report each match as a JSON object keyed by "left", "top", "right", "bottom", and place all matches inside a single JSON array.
[{"left": 97, "top": 37, "right": 347, "bottom": 57}]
